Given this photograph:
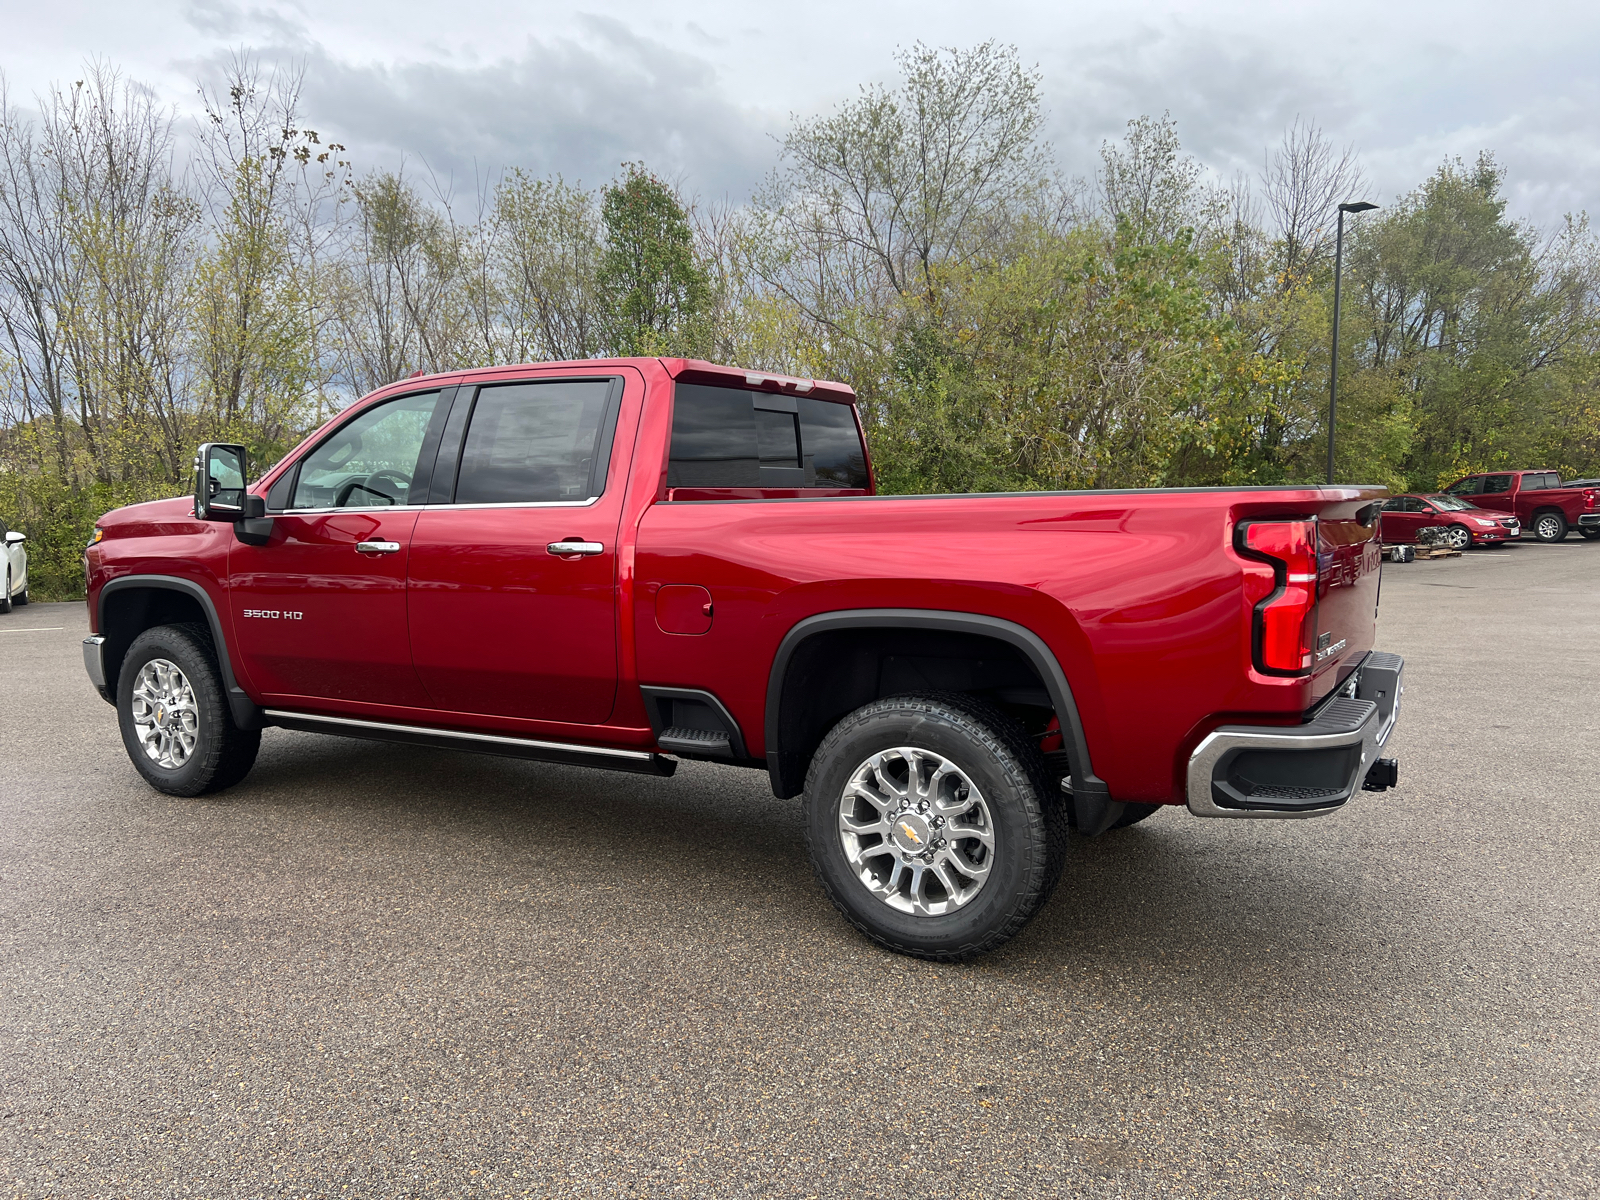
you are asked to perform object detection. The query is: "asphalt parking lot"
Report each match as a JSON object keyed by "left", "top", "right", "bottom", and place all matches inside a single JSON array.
[{"left": 2, "top": 540, "right": 1597, "bottom": 1199}]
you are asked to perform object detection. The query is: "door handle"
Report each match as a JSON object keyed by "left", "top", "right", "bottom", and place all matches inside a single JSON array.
[
  {"left": 356, "top": 540, "right": 401, "bottom": 554},
  {"left": 547, "top": 540, "right": 604, "bottom": 557}
]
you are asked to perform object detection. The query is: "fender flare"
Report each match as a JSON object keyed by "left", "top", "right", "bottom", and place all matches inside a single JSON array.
[
  {"left": 763, "top": 608, "right": 1107, "bottom": 802},
  {"left": 98, "top": 574, "right": 264, "bottom": 730}
]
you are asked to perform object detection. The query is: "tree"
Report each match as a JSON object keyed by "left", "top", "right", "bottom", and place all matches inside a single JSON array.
[{"left": 596, "top": 164, "right": 709, "bottom": 355}]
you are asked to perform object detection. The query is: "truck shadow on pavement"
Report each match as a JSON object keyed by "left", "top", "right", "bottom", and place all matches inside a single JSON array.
[{"left": 222, "top": 728, "right": 1410, "bottom": 988}]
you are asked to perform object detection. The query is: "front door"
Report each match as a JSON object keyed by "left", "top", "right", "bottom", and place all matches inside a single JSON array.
[
  {"left": 229, "top": 388, "right": 447, "bottom": 708},
  {"left": 407, "top": 376, "right": 625, "bottom": 724}
]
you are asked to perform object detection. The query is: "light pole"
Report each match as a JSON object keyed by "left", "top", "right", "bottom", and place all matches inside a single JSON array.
[{"left": 1328, "top": 200, "right": 1378, "bottom": 484}]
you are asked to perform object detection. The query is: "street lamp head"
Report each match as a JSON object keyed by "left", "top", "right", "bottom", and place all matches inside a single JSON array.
[{"left": 1339, "top": 201, "right": 1379, "bottom": 214}]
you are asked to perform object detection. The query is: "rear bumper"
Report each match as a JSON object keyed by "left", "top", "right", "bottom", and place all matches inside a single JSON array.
[
  {"left": 1579, "top": 514, "right": 1600, "bottom": 529},
  {"left": 1187, "top": 651, "right": 1404, "bottom": 819}
]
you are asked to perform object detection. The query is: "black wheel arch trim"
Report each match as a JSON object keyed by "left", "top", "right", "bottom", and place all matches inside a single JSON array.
[
  {"left": 763, "top": 608, "right": 1107, "bottom": 803},
  {"left": 98, "top": 574, "right": 265, "bottom": 730}
]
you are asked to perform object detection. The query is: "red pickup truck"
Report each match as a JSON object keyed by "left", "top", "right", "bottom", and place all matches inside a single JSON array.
[
  {"left": 1442, "top": 470, "right": 1600, "bottom": 542},
  {"left": 82, "top": 358, "right": 1404, "bottom": 959}
]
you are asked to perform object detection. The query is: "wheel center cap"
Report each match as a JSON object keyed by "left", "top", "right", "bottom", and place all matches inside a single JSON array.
[{"left": 890, "top": 811, "right": 933, "bottom": 854}]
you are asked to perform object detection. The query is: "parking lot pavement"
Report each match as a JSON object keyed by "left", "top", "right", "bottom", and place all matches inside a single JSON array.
[{"left": 2, "top": 542, "right": 1597, "bottom": 1199}]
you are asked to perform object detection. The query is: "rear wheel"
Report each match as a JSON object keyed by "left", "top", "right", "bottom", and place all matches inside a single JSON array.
[
  {"left": 1580, "top": 528, "right": 1600, "bottom": 541},
  {"left": 1533, "top": 511, "right": 1568, "bottom": 543},
  {"left": 117, "top": 623, "right": 260, "bottom": 796},
  {"left": 12, "top": 581, "right": 25, "bottom": 605},
  {"left": 804, "top": 693, "right": 1067, "bottom": 961},
  {"left": 1444, "top": 525, "right": 1471, "bottom": 550},
  {"left": 0, "top": 568, "right": 10, "bottom": 614}
]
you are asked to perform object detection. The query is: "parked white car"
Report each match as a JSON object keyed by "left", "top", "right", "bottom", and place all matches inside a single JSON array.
[{"left": 0, "top": 519, "right": 28, "bottom": 613}]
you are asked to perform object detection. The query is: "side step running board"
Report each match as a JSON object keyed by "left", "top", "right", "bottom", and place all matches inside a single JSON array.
[
  {"left": 657, "top": 726, "right": 732, "bottom": 757},
  {"left": 263, "top": 710, "right": 677, "bottom": 777}
]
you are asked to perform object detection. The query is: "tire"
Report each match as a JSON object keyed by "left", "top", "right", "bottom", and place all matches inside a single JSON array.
[
  {"left": 804, "top": 692, "right": 1068, "bottom": 961},
  {"left": 1580, "top": 528, "right": 1600, "bottom": 542},
  {"left": 0, "top": 568, "right": 10, "bottom": 615},
  {"left": 12, "top": 581, "right": 26, "bottom": 605},
  {"left": 1533, "top": 511, "right": 1568, "bottom": 543},
  {"left": 1444, "top": 525, "right": 1471, "bottom": 550},
  {"left": 116, "top": 623, "right": 261, "bottom": 797},
  {"left": 1109, "top": 802, "right": 1163, "bottom": 830}
]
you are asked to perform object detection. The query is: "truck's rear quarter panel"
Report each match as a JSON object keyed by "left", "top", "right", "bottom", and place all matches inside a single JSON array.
[{"left": 634, "top": 486, "right": 1386, "bottom": 804}]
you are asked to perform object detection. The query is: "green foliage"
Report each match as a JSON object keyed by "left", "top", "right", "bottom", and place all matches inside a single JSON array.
[
  {"left": 597, "top": 165, "right": 710, "bottom": 355},
  {"left": 4, "top": 49, "right": 1600, "bottom": 603}
]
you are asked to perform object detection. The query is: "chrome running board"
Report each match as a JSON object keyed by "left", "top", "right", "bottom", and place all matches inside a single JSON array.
[{"left": 263, "top": 709, "right": 677, "bottom": 777}]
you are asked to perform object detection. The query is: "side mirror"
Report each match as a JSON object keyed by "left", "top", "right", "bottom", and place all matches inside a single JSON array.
[
  {"left": 3, "top": 531, "right": 24, "bottom": 545},
  {"left": 195, "top": 443, "right": 249, "bottom": 521}
]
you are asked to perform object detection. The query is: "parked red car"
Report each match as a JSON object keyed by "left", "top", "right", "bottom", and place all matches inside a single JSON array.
[
  {"left": 81, "top": 358, "right": 1404, "bottom": 960},
  {"left": 1442, "top": 470, "right": 1600, "bottom": 542},
  {"left": 1379, "top": 494, "right": 1520, "bottom": 549}
]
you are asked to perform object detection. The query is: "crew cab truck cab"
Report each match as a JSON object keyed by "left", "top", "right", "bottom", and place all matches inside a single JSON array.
[
  {"left": 1443, "top": 470, "right": 1600, "bottom": 542},
  {"left": 83, "top": 358, "right": 1405, "bottom": 960}
]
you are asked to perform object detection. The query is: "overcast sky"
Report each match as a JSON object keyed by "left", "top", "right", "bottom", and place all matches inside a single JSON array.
[{"left": 5, "top": 0, "right": 1597, "bottom": 224}]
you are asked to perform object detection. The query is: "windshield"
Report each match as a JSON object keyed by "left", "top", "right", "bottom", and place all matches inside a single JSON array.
[{"left": 1428, "top": 495, "right": 1477, "bottom": 511}]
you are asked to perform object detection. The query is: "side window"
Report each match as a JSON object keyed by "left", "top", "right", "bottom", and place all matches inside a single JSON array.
[
  {"left": 1445, "top": 477, "right": 1481, "bottom": 496},
  {"left": 1481, "top": 474, "right": 1513, "bottom": 494},
  {"left": 453, "top": 380, "right": 617, "bottom": 505},
  {"left": 667, "top": 383, "right": 870, "bottom": 489},
  {"left": 290, "top": 391, "right": 441, "bottom": 510},
  {"left": 1380, "top": 498, "right": 1405, "bottom": 512},
  {"left": 1404, "top": 497, "right": 1428, "bottom": 512}
]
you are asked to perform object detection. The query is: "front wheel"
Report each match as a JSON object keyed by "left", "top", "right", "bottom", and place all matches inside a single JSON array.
[
  {"left": 1533, "top": 511, "right": 1568, "bottom": 543},
  {"left": 1444, "top": 525, "right": 1471, "bottom": 550},
  {"left": 804, "top": 693, "right": 1067, "bottom": 961},
  {"left": 117, "top": 623, "right": 261, "bottom": 796},
  {"left": 0, "top": 568, "right": 10, "bottom": 614}
]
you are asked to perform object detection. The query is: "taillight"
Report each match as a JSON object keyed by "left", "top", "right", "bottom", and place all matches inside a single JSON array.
[
  {"left": 1237, "top": 519, "right": 1318, "bottom": 675},
  {"left": 1584, "top": 489, "right": 1597, "bottom": 510}
]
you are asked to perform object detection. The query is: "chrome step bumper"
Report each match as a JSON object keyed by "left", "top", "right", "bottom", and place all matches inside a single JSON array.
[{"left": 1186, "top": 651, "right": 1404, "bottom": 819}]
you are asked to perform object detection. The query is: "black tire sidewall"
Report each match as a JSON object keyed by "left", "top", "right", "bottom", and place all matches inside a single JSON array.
[
  {"left": 805, "top": 699, "right": 1054, "bottom": 958},
  {"left": 117, "top": 626, "right": 230, "bottom": 797}
]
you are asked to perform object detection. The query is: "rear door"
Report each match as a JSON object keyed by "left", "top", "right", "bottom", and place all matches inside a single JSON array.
[
  {"left": 1379, "top": 496, "right": 1427, "bottom": 543},
  {"left": 407, "top": 374, "right": 627, "bottom": 723}
]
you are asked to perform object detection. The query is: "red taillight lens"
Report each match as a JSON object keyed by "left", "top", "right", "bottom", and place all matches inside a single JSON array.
[
  {"left": 1584, "top": 489, "right": 1597, "bottom": 510},
  {"left": 1238, "top": 519, "right": 1318, "bottom": 675}
]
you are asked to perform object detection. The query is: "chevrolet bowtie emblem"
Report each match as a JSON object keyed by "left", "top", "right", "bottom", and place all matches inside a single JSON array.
[{"left": 898, "top": 822, "right": 923, "bottom": 846}]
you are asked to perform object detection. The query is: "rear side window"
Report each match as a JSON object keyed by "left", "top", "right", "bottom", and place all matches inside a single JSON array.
[
  {"left": 668, "top": 383, "right": 869, "bottom": 489},
  {"left": 1481, "top": 474, "right": 1514, "bottom": 494},
  {"left": 1524, "top": 472, "right": 1558, "bottom": 490},
  {"left": 1445, "top": 477, "right": 1482, "bottom": 495},
  {"left": 454, "top": 380, "right": 617, "bottom": 504}
]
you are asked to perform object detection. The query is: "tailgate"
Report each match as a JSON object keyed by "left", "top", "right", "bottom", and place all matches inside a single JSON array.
[{"left": 1311, "top": 501, "right": 1383, "bottom": 700}]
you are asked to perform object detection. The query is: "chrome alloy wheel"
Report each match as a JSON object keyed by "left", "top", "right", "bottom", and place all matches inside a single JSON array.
[
  {"left": 1536, "top": 513, "right": 1562, "bottom": 540},
  {"left": 1445, "top": 525, "right": 1471, "bottom": 550},
  {"left": 130, "top": 658, "right": 200, "bottom": 769},
  {"left": 837, "top": 747, "right": 996, "bottom": 916}
]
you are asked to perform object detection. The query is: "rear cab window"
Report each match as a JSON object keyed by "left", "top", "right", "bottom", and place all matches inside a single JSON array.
[{"left": 667, "top": 382, "right": 869, "bottom": 496}]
